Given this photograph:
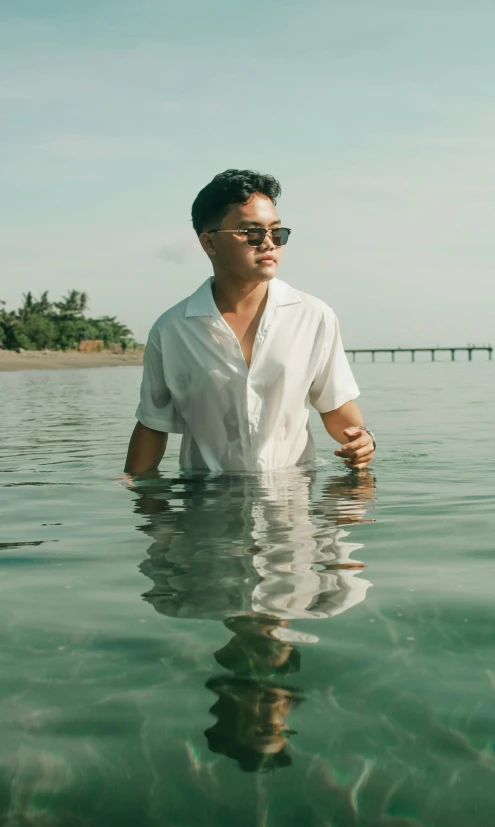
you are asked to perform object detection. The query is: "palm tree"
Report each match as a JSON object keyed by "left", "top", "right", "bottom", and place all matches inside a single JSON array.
[
  {"left": 54, "top": 290, "right": 88, "bottom": 316},
  {"left": 32, "top": 291, "right": 52, "bottom": 315},
  {"left": 20, "top": 291, "right": 34, "bottom": 317}
]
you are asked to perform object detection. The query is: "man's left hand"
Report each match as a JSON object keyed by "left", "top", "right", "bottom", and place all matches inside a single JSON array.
[{"left": 334, "top": 427, "right": 374, "bottom": 470}]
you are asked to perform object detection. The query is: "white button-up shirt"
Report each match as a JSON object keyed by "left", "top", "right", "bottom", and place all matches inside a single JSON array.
[{"left": 136, "top": 277, "right": 359, "bottom": 471}]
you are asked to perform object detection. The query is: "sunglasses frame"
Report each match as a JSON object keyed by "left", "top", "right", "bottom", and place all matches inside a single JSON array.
[{"left": 207, "top": 227, "right": 292, "bottom": 247}]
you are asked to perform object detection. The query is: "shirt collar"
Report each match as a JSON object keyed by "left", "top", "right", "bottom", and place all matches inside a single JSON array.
[
  {"left": 184, "top": 277, "right": 217, "bottom": 318},
  {"left": 185, "top": 277, "right": 301, "bottom": 318},
  {"left": 268, "top": 278, "right": 302, "bottom": 308}
]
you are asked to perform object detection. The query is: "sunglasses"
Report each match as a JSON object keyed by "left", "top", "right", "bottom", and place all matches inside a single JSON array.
[{"left": 208, "top": 227, "right": 292, "bottom": 247}]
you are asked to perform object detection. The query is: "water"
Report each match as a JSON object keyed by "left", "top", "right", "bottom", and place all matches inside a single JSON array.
[{"left": 1, "top": 359, "right": 494, "bottom": 826}]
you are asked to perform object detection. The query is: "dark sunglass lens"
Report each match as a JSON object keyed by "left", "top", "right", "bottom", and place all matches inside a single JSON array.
[
  {"left": 272, "top": 228, "right": 290, "bottom": 246},
  {"left": 246, "top": 229, "right": 266, "bottom": 246}
]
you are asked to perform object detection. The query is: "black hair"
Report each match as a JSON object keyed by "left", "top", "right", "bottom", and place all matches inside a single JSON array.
[{"left": 191, "top": 169, "right": 281, "bottom": 235}]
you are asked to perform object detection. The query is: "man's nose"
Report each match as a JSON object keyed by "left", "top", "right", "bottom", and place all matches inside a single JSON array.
[{"left": 259, "top": 231, "right": 276, "bottom": 251}]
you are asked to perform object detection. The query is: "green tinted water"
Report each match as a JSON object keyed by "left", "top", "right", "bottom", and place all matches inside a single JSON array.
[{"left": 1, "top": 360, "right": 494, "bottom": 826}]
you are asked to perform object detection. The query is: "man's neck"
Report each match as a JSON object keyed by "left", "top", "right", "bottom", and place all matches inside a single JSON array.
[{"left": 212, "top": 273, "right": 270, "bottom": 316}]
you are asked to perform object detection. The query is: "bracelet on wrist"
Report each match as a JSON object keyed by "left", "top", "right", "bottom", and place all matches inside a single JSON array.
[{"left": 358, "top": 426, "right": 376, "bottom": 451}]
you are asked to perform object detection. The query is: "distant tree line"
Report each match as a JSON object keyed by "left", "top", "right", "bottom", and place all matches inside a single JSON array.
[{"left": 0, "top": 290, "right": 138, "bottom": 351}]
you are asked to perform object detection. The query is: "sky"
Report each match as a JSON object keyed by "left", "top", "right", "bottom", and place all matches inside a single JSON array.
[{"left": 1, "top": 0, "right": 494, "bottom": 347}]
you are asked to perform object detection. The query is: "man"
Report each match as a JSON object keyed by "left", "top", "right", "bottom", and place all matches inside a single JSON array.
[{"left": 125, "top": 169, "right": 375, "bottom": 474}]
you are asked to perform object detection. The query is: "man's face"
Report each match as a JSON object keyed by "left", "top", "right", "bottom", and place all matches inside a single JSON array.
[
  {"left": 200, "top": 193, "right": 284, "bottom": 283},
  {"left": 237, "top": 685, "right": 293, "bottom": 755}
]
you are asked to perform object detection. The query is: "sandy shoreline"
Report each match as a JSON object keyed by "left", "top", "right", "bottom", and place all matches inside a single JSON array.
[{"left": 0, "top": 349, "right": 144, "bottom": 372}]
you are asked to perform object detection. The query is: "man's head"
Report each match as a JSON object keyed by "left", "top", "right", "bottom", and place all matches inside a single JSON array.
[{"left": 192, "top": 169, "right": 289, "bottom": 284}]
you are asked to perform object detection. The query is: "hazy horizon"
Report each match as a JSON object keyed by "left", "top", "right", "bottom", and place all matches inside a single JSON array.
[{"left": 1, "top": 0, "right": 494, "bottom": 347}]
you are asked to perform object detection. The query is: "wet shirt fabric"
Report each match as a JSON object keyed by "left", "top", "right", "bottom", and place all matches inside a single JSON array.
[{"left": 136, "top": 277, "right": 359, "bottom": 472}]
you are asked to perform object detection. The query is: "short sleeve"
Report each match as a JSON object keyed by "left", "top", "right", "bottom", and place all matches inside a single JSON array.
[
  {"left": 135, "top": 329, "right": 185, "bottom": 434},
  {"left": 309, "top": 310, "right": 360, "bottom": 413}
]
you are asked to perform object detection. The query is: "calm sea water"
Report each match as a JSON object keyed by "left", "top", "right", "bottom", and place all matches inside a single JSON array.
[{"left": 1, "top": 358, "right": 494, "bottom": 826}]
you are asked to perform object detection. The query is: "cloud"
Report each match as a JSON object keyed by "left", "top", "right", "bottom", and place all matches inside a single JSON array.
[
  {"left": 158, "top": 240, "right": 197, "bottom": 266},
  {"left": 41, "top": 134, "right": 171, "bottom": 161},
  {"left": 0, "top": 85, "right": 38, "bottom": 101}
]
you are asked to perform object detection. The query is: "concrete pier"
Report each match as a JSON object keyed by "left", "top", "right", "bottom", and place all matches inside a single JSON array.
[{"left": 346, "top": 347, "right": 493, "bottom": 363}]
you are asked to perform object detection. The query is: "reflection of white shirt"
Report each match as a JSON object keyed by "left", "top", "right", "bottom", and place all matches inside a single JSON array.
[
  {"left": 251, "top": 533, "right": 371, "bottom": 623},
  {"left": 249, "top": 472, "right": 372, "bottom": 622},
  {"left": 141, "top": 469, "right": 371, "bottom": 629},
  {"left": 136, "top": 277, "right": 359, "bottom": 472}
]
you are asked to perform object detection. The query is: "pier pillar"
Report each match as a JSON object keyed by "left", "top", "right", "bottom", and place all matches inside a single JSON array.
[
  {"left": 468, "top": 349, "right": 473, "bottom": 361},
  {"left": 451, "top": 349, "right": 455, "bottom": 361},
  {"left": 371, "top": 351, "right": 375, "bottom": 362},
  {"left": 431, "top": 350, "right": 435, "bottom": 361},
  {"left": 391, "top": 351, "right": 395, "bottom": 362},
  {"left": 411, "top": 350, "right": 415, "bottom": 362}
]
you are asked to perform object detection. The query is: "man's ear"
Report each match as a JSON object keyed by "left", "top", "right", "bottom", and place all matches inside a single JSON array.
[{"left": 199, "top": 232, "right": 216, "bottom": 258}]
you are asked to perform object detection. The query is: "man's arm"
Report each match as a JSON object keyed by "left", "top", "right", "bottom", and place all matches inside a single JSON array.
[
  {"left": 320, "top": 400, "right": 374, "bottom": 470},
  {"left": 124, "top": 422, "right": 168, "bottom": 474}
]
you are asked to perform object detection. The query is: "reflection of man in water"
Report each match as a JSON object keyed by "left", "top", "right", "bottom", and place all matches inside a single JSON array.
[
  {"left": 138, "top": 468, "right": 373, "bottom": 625},
  {"left": 133, "top": 468, "right": 375, "bottom": 771},
  {"left": 205, "top": 616, "right": 303, "bottom": 773}
]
